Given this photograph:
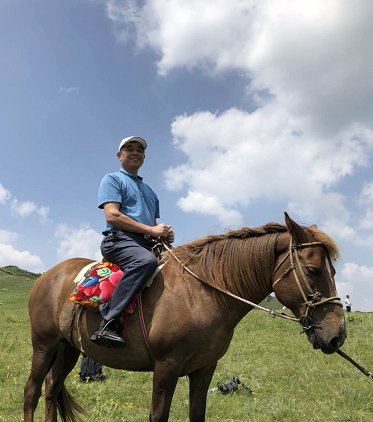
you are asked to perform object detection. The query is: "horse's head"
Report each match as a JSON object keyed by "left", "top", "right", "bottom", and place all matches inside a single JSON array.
[{"left": 272, "top": 213, "right": 346, "bottom": 354}]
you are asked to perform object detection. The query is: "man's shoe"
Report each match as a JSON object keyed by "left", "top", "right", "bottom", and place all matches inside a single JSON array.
[
  {"left": 90, "top": 319, "right": 127, "bottom": 348},
  {"left": 90, "top": 330, "right": 127, "bottom": 348}
]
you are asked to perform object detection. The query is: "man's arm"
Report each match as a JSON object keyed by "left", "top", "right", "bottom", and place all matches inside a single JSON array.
[{"left": 103, "top": 202, "right": 170, "bottom": 238}]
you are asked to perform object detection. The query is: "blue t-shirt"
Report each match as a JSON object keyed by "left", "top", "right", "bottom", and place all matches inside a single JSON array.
[{"left": 98, "top": 169, "right": 160, "bottom": 234}]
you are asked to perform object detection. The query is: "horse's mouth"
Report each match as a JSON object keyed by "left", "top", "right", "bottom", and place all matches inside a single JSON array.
[
  {"left": 307, "top": 331, "right": 321, "bottom": 350},
  {"left": 307, "top": 330, "right": 345, "bottom": 354}
]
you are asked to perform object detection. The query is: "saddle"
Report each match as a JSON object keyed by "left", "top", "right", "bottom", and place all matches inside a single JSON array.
[{"left": 69, "top": 243, "right": 169, "bottom": 312}]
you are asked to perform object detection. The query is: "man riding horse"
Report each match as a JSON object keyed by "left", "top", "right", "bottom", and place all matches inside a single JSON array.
[{"left": 91, "top": 136, "right": 175, "bottom": 347}]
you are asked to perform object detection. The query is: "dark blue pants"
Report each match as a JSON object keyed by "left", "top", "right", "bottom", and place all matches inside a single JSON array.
[{"left": 98, "top": 231, "right": 158, "bottom": 322}]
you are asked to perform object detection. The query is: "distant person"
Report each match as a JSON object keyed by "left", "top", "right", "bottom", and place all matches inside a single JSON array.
[
  {"left": 345, "top": 295, "right": 352, "bottom": 312},
  {"left": 91, "top": 136, "right": 175, "bottom": 348}
]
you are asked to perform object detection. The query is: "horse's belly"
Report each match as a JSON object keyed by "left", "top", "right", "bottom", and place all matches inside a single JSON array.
[{"left": 70, "top": 308, "right": 155, "bottom": 371}]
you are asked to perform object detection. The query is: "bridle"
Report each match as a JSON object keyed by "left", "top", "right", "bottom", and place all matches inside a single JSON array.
[
  {"left": 162, "top": 237, "right": 343, "bottom": 325},
  {"left": 162, "top": 240, "right": 373, "bottom": 380},
  {"left": 272, "top": 237, "right": 343, "bottom": 334},
  {"left": 262, "top": 238, "right": 372, "bottom": 379}
]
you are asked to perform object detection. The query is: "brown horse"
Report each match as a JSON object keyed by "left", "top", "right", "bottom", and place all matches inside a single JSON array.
[{"left": 24, "top": 213, "right": 346, "bottom": 422}]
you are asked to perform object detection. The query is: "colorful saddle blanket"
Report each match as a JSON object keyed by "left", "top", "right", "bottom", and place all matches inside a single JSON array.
[
  {"left": 70, "top": 258, "right": 166, "bottom": 312},
  {"left": 70, "top": 261, "right": 126, "bottom": 311}
]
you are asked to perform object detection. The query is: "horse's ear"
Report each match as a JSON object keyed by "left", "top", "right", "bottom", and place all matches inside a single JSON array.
[
  {"left": 284, "top": 212, "right": 308, "bottom": 242},
  {"left": 310, "top": 224, "right": 318, "bottom": 229}
]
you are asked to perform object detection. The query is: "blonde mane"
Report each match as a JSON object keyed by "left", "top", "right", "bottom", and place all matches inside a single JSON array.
[{"left": 307, "top": 226, "right": 339, "bottom": 261}]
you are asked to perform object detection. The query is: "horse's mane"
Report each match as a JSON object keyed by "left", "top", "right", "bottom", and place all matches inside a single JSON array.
[
  {"left": 308, "top": 226, "right": 339, "bottom": 261},
  {"left": 174, "top": 223, "right": 339, "bottom": 310},
  {"left": 175, "top": 223, "right": 285, "bottom": 310}
]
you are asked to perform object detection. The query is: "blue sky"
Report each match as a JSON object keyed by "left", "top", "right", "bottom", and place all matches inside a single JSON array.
[{"left": 1, "top": 0, "right": 373, "bottom": 311}]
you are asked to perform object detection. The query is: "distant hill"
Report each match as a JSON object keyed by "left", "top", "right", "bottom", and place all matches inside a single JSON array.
[{"left": 0, "top": 266, "right": 41, "bottom": 279}]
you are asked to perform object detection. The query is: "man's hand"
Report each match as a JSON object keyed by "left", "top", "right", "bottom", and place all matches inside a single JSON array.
[
  {"left": 149, "top": 224, "right": 175, "bottom": 244},
  {"left": 164, "top": 226, "right": 174, "bottom": 244},
  {"left": 149, "top": 223, "right": 170, "bottom": 238}
]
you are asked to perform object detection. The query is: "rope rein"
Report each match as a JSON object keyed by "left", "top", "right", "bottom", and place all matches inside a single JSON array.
[
  {"left": 162, "top": 239, "right": 373, "bottom": 381},
  {"left": 162, "top": 242, "right": 300, "bottom": 322},
  {"left": 162, "top": 238, "right": 342, "bottom": 322}
]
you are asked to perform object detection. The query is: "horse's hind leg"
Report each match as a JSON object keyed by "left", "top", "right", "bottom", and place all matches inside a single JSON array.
[
  {"left": 188, "top": 362, "right": 217, "bottom": 422},
  {"left": 44, "top": 340, "right": 82, "bottom": 422},
  {"left": 24, "top": 338, "right": 60, "bottom": 422}
]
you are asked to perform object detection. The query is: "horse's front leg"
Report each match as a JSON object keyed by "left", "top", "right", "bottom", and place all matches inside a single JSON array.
[
  {"left": 188, "top": 362, "right": 217, "bottom": 422},
  {"left": 149, "top": 357, "right": 182, "bottom": 422}
]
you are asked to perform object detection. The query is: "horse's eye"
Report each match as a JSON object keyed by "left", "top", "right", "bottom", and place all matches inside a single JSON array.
[{"left": 306, "top": 267, "right": 321, "bottom": 276}]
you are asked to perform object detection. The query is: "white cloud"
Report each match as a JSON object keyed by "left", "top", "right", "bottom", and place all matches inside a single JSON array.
[
  {"left": 355, "top": 235, "right": 373, "bottom": 248},
  {"left": 320, "top": 208, "right": 373, "bottom": 250},
  {"left": 11, "top": 199, "right": 37, "bottom": 216},
  {"left": 0, "top": 229, "right": 44, "bottom": 273},
  {"left": 11, "top": 199, "right": 50, "bottom": 223},
  {"left": 163, "top": 107, "right": 373, "bottom": 228},
  {"left": 177, "top": 190, "right": 243, "bottom": 226},
  {"left": 358, "top": 208, "right": 373, "bottom": 230},
  {"left": 106, "top": 1, "right": 373, "bottom": 134},
  {"left": 0, "top": 243, "right": 45, "bottom": 273},
  {"left": 37, "top": 206, "right": 50, "bottom": 222},
  {"left": 55, "top": 223, "right": 102, "bottom": 261},
  {"left": 0, "top": 229, "right": 18, "bottom": 245},
  {"left": 105, "top": 1, "right": 373, "bottom": 237},
  {"left": 359, "top": 181, "right": 373, "bottom": 205},
  {"left": 338, "top": 263, "right": 373, "bottom": 312},
  {"left": 59, "top": 86, "right": 77, "bottom": 94},
  {"left": 0, "top": 183, "right": 11, "bottom": 204}
]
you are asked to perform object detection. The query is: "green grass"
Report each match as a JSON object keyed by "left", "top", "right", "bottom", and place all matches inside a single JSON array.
[{"left": 0, "top": 271, "right": 372, "bottom": 421}]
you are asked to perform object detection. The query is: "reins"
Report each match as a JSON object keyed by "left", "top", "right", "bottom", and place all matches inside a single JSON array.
[
  {"left": 162, "top": 242, "right": 300, "bottom": 322},
  {"left": 337, "top": 349, "right": 373, "bottom": 380},
  {"left": 162, "top": 239, "right": 373, "bottom": 381},
  {"left": 163, "top": 238, "right": 343, "bottom": 324}
]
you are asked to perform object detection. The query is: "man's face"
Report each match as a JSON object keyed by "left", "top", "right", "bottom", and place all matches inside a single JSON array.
[{"left": 117, "top": 141, "right": 145, "bottom": 174}]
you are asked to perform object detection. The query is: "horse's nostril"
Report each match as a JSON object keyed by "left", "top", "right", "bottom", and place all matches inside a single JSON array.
[{"left": 328, "top": 335, "right": 344, "bottom": 351}]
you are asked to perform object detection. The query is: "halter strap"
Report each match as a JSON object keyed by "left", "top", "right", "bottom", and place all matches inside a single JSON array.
[{"left": 272, "top": 237, "right": 343, "bottom": 319}]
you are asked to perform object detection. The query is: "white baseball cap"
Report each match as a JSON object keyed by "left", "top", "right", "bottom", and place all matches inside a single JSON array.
[{"left": 118, "top": 136, "right": 147, "bottom": 152}]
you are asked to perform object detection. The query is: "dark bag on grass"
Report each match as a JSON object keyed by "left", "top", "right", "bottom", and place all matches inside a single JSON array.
[
  {"left": 217, "top": 376, "right": 253, "bottom": 395},
  {"left": 79, "top": 356, "right": 106, "bottom": 382}
]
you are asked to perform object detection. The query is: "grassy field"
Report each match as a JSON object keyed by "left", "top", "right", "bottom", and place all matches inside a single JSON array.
[{"left": 0, "top": 269, "right": 372, "bottom": 421}]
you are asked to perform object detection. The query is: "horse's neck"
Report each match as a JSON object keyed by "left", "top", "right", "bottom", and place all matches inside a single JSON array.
[
  {"left": 229, "top": 255, "right": 273, "bottom": 300},
  {"left": 225, "top": 285, "right": 273, "bottom": 327},
  {"left": 207, "top": 262, "right": 273, "bottom": 327},
  {"left": 173, "top": 237, "right": 275, "bottom": 325}
]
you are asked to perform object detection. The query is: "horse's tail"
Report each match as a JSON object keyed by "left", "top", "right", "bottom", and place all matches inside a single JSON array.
[{"left": 57, "top": 384, "right": 86, "bottom": 422}]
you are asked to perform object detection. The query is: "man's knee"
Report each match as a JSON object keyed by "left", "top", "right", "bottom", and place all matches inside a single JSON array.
[
  {"left": 145, "top": 253, "right": 158, "bottom": 271},
  {"left": 135, "top": 251, "right": 158, "bottom": 270}
]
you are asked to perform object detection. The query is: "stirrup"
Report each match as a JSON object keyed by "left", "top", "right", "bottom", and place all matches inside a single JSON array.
[
  {"left": 90, "top": 319, "right": 127, "bottom": 348},
  {"left": 90, "top": 331, "right": 127, "bottom": 348}
]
